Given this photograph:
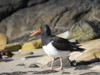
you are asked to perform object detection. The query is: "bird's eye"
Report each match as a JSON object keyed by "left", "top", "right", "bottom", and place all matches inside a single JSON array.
[{"left": 41, "top": 26, "right": 44, "bottom": 29}]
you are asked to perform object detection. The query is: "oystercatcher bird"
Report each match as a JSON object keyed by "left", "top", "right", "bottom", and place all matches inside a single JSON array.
[{"left": 30, "top": 24, "right": 84, "bottom": 70}]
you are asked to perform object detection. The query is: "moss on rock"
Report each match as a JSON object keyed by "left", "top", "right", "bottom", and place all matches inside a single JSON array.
[
  {"left": 21, "top": 39, "right": 42, "bottom": 51},
  {"left": 2, "top": 43, "right": 22, "bottom": 52},
  {"left": 68, "top": 21, "right": 100, "bottom": 42}
]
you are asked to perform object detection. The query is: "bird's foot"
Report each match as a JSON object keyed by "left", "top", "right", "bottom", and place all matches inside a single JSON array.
[{"left": 54, "top": 67, "right": 63, "bottom": 71}]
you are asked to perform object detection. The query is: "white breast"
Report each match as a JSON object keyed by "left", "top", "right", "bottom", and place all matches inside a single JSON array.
[{"left": 43, "top": 41, "right": 70, "bottom": 58}]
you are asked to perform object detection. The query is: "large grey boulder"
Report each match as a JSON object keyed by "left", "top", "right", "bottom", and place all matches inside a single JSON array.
[
  {"left": 0, "top": 0, "right": 100, "bottom": 42},
  {"left": 68, "top": 20, "right": 100, "bottom": 42}
]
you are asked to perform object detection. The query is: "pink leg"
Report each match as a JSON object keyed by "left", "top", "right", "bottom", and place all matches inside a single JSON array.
[
  {"left": 49, "top": 58, "right": 54, "bottom": 70},
  {"left": 55, "top": 57, "right": 63, "bottom": 71}
]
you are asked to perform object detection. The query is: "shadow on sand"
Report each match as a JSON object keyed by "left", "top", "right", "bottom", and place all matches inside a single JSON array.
[
  {"left": 76, "top": 58, "right": 100, "bottom": 66},
  {"left": 71, "top": 58, "right": 100, "bottom": 70}
]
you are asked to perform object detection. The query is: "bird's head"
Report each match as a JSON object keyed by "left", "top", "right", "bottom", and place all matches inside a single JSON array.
[{"left": 30, "top": 24, "right": 51, "bottom": 36}]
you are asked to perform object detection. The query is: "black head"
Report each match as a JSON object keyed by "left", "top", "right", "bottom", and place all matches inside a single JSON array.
[
  {"left": 40, "top": 24, "right": 51, "bottom": 35},
  {"left": 30, "top": 24, "right": 51, "bottom": 36}
]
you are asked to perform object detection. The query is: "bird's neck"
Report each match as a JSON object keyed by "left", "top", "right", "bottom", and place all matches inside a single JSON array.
[{"left": 41, "top": 33, "right": 51, "bottom": 46}]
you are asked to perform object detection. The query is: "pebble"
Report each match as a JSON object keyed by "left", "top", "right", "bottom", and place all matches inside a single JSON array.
[
  {"left": 16, "top": 63, "right": 25, "bottom": 66},
  {"left": 29, "top": 64, "right": 39, "bottom": 68}
]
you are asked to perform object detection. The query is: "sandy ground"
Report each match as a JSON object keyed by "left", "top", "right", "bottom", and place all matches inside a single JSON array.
[{"left": 0, "top": 49, "right": 100, "bottom": 75}]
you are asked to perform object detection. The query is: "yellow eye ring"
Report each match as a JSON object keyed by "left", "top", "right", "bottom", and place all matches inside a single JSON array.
[{"left": 41, "top": 26, "right": 44, "bottom": 28}]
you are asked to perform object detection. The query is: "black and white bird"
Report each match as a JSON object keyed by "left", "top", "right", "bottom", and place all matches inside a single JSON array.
[{"left": 30, "top": 24, "right": 84, "bottom": 70}]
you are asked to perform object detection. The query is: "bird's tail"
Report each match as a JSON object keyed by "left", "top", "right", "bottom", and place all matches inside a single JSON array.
[
  {"left": 73, "top": 47, "right": 85, "bottom": 52},
  {"left": 70, "top": 43, "right": 85, "bottom": 52}
]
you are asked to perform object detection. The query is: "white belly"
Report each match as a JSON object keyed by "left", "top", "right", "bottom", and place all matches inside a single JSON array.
[{"left": 43, "top": 41, "right": 70, "bottom": 58}]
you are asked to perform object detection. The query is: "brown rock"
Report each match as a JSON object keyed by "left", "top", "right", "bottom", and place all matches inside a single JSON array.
[
  {"left": 69, "top": 39, "right": 100, "bottom": 62},
  {"left": 0, "top": 49, "right": 14, "bottom": 58}
]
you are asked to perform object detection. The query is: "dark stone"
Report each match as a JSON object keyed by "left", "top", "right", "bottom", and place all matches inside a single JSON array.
[
  {"left": 0, "top": 49, "right": 14, "bottom": 59},
  {"left": 62, "top": 72, "right": 70, "bottom": 74},
  {"left": 0, "top": 0, "right": 27, "bottom": 21},
  {"left": 16, "top": 63, "right": 25, "bottom": 66},
  {"left": 80, "top": 72, "right": 100, "bottom": 75},
  {"left": 0, "top": 72, "right": 27, "bottom": 75},
  {"left": 0, "top": 0, "right": 48, "bottom": 21},
  {"left": 29, "top": 64, "right": 39, "bottom": 68}
]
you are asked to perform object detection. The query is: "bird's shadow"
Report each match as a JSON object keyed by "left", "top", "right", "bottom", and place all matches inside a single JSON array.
[
  {"left": 71, "top": 58, "right": 100, "bottom": 70},
  {"left": 76, "top": 58, "right": 100, "bottom": 66},
  {"left": 0, "top": 58, "right": 13, "bottom": 62},
  {"left": 72, "top": 54, "right": 100, "bottom": 66},
  {"left": 26, "top": 55, "right": 43, "bottom": 59}
]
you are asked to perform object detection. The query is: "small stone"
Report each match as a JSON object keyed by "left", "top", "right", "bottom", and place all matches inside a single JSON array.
[
  {"left": 29, "top": 64, "right": 39, "bottom": 68},
  {"left": 33, "top": 70, "right": 58, "bottom": 74},
  {"left": 16, "top": 63, "right": 25, "bottom": 66},
  {"left": 62, "top": 72, "right": 70, "bottom": 74}
]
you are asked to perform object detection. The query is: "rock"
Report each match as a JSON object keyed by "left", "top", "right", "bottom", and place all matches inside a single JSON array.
[
  {"left": 0, "top": 0, "right": 45, "bottom": 21},
  {"left": 47, "top": 57, "right": 71, "bottom": 67},
  {"left": 29, "top": 64, "right": 39, "bottom": 68},
  {"left": 69, "top": 39, "right": 100, "bottom": 62},
  {"left": 0, "top": 24, "right": 6, "bottom": 34},
  {"left": 3, "top": 43, "right": 22, "bottom": 52},
  {"left": 16, "top": 63, "right": 25, "bottom": 66},
  {"left": 22, "top": 42, "right": 36, "bottom": 51},
  {"left": 0, "top": 49, "right": 14, "bottom": 58},
  {"left": 35, "top": 56, "right": 71, "bottom": 68},
  {"left": 68, "top": 20, "right": 100, "bottom": 43},
  {"left": 57, "top": 33, "right": 63, "bottom": 37},
  {"left": 0, "top": 0, "right": 26, "bottom": 21},
  {"left": 0, "top": 0, "right": 99, "bottom": 41},
  {"left": 21, "top": 39, "right": 42, "bottom": 51},
  {"left": 61, "top": 31, "right": 69, "bottom": 39},
  {"left": 0, "top": 33, "right": 7, "bottom": 49}
]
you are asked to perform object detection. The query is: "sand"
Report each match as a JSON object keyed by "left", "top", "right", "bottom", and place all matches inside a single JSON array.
[{"left": 0, "top": 49, "right": 100, "bottom": 75}]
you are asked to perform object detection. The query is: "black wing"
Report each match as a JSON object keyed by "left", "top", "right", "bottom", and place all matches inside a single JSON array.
[{"left": 52, "top": 37, "right": 84, "bottom": 52}]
